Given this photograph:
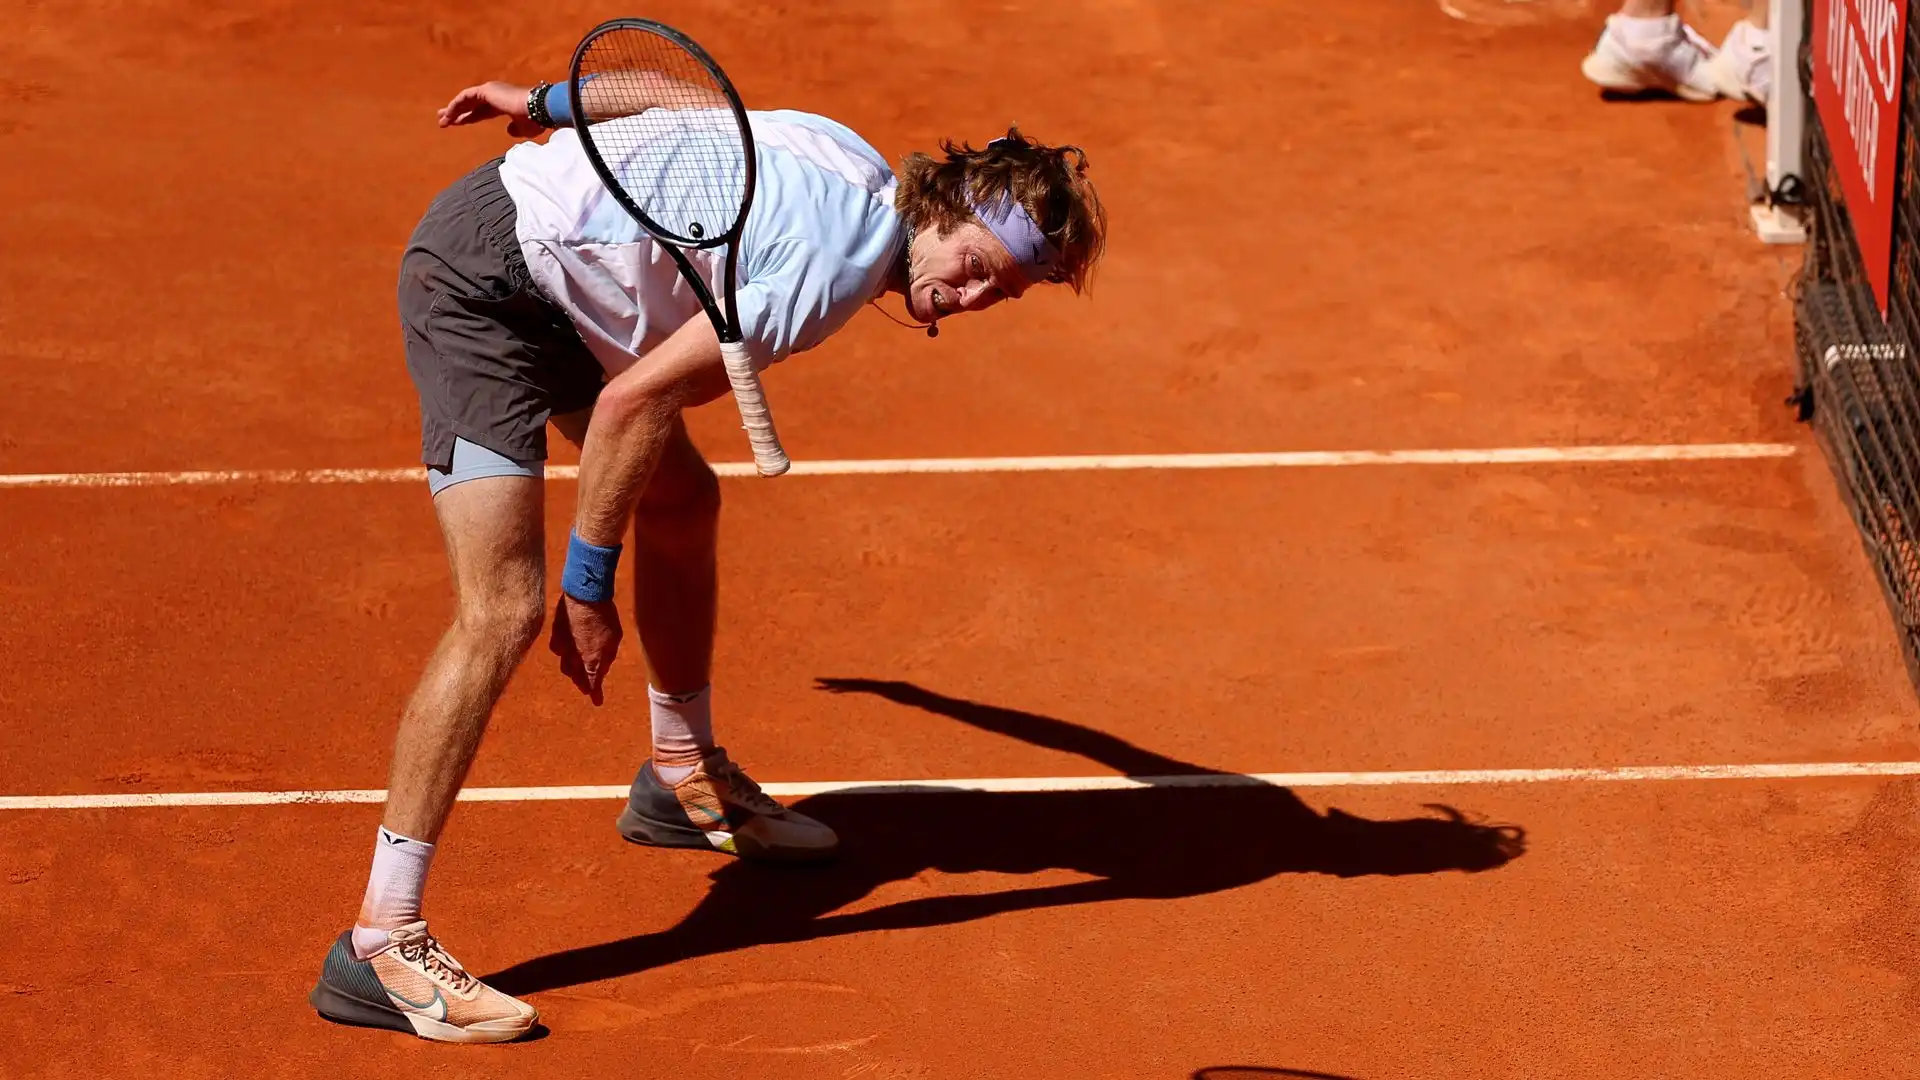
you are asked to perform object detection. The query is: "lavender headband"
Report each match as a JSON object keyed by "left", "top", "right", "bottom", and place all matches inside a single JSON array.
[{"left": 974, "top": 196, "right": 1060, "bottom": 285}]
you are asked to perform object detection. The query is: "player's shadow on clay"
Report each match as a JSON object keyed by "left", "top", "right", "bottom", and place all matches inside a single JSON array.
[{"left": 486, "top": 679, "right": 1526, "bottom": 996}]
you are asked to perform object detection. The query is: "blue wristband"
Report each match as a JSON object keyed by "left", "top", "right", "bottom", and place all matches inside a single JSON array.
[
  {"left": 562, "top": 531, "right": 621, "bottom": 603},
  {"left": 543, "top": 82, "right": 573, "bottom": 128},
  {"left": 542, "top": 74, "right": 599, "bottom": 129}
]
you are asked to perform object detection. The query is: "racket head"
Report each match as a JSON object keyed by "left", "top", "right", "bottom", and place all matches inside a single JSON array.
[{"left": 568, "top": 19, "right": 755, "bottom": 251}]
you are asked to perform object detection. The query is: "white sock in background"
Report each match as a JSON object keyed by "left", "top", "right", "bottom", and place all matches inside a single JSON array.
[
  {"left": 351, "top": 826, "right": 435, "bottom": 959},
  {"left": 650, "top": 684, "right": 714, "bottom": 785}
]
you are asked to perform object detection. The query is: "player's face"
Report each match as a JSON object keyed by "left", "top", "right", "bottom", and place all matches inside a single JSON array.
[{"left": 906, "top": 222, "right": 1031, "bottom": 326}]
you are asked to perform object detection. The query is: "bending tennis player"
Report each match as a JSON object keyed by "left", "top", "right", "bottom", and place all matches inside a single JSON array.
[{"left": 307, "top": 64, "right": 1108, "bottom": 1042}]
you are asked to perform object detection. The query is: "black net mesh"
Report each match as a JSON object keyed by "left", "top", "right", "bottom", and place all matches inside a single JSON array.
[{"left": 1794, "top": 0, "right": 1920, "bottom": 689}]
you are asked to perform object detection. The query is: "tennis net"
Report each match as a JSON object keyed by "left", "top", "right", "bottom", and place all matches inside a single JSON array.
[{"left": 1793, "top": 0, "right": 1920, "bottom": 689}]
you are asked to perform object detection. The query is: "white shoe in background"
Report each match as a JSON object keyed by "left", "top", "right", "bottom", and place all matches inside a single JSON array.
[
  {"left": 1705, "top": 18, "right": 1772, "bottom": 104},
  {"left": 1580, "top": 13, "right": 1722, "bottom": 102}
]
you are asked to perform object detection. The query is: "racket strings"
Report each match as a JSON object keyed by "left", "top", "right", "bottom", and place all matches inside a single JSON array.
[
  {"left": 570, "top": 18, "right": 789, "bottom": 476},
  {"left": 576, "top": 30, "right": 748, "bottom": 247}
]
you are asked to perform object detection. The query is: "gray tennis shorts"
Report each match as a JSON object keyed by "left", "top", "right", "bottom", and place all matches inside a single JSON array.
[{"left": 398, "top": 157, "right": 605, "bottom": 478}]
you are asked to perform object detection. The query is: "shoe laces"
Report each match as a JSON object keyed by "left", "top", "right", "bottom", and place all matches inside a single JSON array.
[
  {"left": 708, "top": 752, "right": 786, "bottom": 816},
  {"left": 389, "top": 928, "right": 477, "bottom": 994}
]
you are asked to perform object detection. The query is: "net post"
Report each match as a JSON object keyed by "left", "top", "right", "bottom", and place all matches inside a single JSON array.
[{"left": 1752, "top": 0, "right": 1809, "bottom": 243}]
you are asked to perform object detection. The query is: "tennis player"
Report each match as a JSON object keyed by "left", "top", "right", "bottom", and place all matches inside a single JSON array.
[{"left": 307, "top": 76, "right": 1107, "bottom": 1043}]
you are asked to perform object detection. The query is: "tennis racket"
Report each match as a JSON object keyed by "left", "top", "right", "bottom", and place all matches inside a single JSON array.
[{"left": 567, "top": 19, "right": 788, "bottom": 477}]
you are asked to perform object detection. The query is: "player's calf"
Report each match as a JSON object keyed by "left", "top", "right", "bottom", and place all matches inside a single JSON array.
[{"left": 633, "top": 428, "right": 722, "bottom": 550}]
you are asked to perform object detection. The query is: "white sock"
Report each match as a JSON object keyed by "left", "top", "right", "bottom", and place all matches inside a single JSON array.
[
  {"left": 650, "top": 684, "right": 714, "bottom": 785},
  {"left": 351, "top": 826, "right": 435, "bottom": 959}
]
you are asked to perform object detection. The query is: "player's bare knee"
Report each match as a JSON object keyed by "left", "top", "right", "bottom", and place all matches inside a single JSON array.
[{"left": 457, "top": 586, "right": 546, "bottom": 658}]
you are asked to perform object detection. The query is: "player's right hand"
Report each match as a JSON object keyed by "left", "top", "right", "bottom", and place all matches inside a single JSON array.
[{"left": 437, "top": 80, "right": 545, "bottom": 139}]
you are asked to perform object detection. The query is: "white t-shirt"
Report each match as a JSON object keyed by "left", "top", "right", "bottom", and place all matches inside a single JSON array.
[{"left": 497, "top": 109, "right": 905, "bottom": 376}]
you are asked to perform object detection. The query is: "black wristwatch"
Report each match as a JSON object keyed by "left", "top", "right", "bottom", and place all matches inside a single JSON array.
[{"left": 526, "top": 81, "right": 555, "bottom": 129}]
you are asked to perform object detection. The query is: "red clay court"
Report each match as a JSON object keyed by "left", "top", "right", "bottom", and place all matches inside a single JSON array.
[{"left": 6, "top": 0, "right": 1920, "bottom": 1076}]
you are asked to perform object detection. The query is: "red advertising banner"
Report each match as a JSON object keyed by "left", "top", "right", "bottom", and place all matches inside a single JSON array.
[{"left": 1813, "top": 0, "right": 1911, "bottom": 315}]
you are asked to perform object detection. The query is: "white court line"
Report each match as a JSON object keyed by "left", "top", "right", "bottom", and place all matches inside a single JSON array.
[
  {"left": 4, "top": 759, "right": 1917, "bottom": 810},
  {"left": 0, "top": 443, "right": 1797, "bottom": 489}
]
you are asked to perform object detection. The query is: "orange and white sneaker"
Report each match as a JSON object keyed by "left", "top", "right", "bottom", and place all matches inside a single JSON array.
[
  {"left": 616, "top": 747, "right": 839, "bottom": 862},
  {"left": 309, "top": 922, "right": 537, "bottom": 1044}
]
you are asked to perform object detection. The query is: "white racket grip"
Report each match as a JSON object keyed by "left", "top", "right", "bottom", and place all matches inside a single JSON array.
[{"left": 719, "top": 339, "right": 790, "bottom": 477}]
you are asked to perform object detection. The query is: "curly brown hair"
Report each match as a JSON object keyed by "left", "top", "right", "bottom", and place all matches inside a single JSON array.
[{"left": 894, "top": 126, "right": 1108, "bottom": 294}]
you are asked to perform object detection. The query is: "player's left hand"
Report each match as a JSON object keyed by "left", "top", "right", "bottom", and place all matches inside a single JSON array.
[
  {"left": 551, "top": 594, "right": 623, "bottom": 705},
  {"left": 437, "top": 80, "right": 545, "bottom": 139}
]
